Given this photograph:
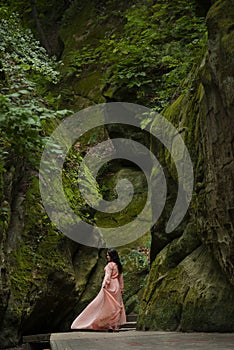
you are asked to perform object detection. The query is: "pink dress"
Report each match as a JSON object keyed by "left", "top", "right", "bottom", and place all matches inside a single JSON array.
[{"left": 71, "top": 261, "right": 126, "bottom": 330}]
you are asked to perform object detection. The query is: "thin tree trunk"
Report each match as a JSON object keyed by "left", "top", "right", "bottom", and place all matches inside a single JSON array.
[{"left": 30, "top": 0, "right": 52, "bottom": 55}]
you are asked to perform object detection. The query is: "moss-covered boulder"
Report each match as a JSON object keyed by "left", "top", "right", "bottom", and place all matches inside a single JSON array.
[{"left": 138, "top": 246, "right": 234, "bottom": 331}]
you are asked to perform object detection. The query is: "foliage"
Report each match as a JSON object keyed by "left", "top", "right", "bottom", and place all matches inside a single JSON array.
[
  {"left": 66, "top": 0, "right": 207, "bottom": 109},
  {"left": 121, "top": 249, "right": 150, "bottom": 272},
  {"left": 0, "top": 7, "right": 70, "bottom": 171},
  {"left": 0, "top": 0, "right": 55, "bottom": 18}
]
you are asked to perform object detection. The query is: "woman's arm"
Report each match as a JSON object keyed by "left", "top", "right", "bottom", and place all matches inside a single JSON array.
[
  {"left": 102, "top": 263, "right": 112, "bottom": 288},
  {"left": 119, "top": 273, "right": 124, "bottom": 293}
]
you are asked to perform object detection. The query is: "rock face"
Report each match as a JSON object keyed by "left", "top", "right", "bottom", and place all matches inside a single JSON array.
[
  {"left": 138, "top": 0, "right": 234, "bottom": 331},
  {"left": 201, "top": 0, "right": 234, "bottom": 285},
  {"left": 0, "top": 168, "right": 105, "bottom": 347}
]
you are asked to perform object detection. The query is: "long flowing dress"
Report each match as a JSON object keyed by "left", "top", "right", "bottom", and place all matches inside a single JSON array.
[{"left": 71, "top": 261, "right": 126, "bottom": 331}]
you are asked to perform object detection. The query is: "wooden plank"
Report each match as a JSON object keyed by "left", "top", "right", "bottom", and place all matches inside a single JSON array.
[
  {"left": 126, "top": 314, "right": 137, "bottom": 322},
  {"left": 21, "top": 344, "right": 31, "bottom": 350},
  {"left": 22, "top": 333, "right": 51, "bottom": 342}
]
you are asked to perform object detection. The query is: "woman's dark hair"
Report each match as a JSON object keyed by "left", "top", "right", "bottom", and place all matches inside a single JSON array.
[{"left": 107, "top": 249, "right": 123, "bottom": 274}]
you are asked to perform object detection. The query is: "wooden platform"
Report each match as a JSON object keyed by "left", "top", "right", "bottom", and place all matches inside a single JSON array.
[
  {"left": 24, "top": 331, "right": 234, "bottom": 350},
  {"left": 22, "top": 315, "right": 137, "bottom": 349},
  {"left": 22, "top": 333, "right": 50, "bottom": 350}
]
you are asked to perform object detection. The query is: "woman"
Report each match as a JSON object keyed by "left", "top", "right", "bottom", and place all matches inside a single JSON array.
[{"left": 71, "top": 249, "right": 126, "bottom": 331}]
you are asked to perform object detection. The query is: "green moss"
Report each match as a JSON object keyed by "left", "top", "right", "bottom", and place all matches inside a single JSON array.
[
  {"left": 57, "top": 0, "right": 129, "bottom": 108},
  {"left": 139, "top": 222, "right": 201, "bottom": 309},
  {"left": 163, "top": 94, "right": 185, "bottom": 122},
  {"left": 138, "top": 264, "right": 186, "bottom": 330},
  {"left": 207, "top": 0, "right": 234, "bottom": 32},
  {"left": 139, "top": 245, "right": 234, "bottom": 331},
  {"left": 222, "top": 30, "right": 234, "bottom": 57},
  {"left": 8, "top": 175, "right": 69, "bottom": 316},
  {"left": 74, "top": 72, "right": 106, "bottom": 103},
  {"left": 95, "top": 167, "right": 147, "bottom": 229},
  {"left": 60, "top": 0, "right": 128, "bottom": 56}
]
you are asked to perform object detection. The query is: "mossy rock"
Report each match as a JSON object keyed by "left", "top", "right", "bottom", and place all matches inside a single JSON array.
[
  {"left": 57, "top": 0, "right": 132, "bottom": 109},
  {"left": 138, "top": 246, "right": 234, "bottom": 331},
  {"left": 95, "top": 166, "right": 150, "bottom": 246}
]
